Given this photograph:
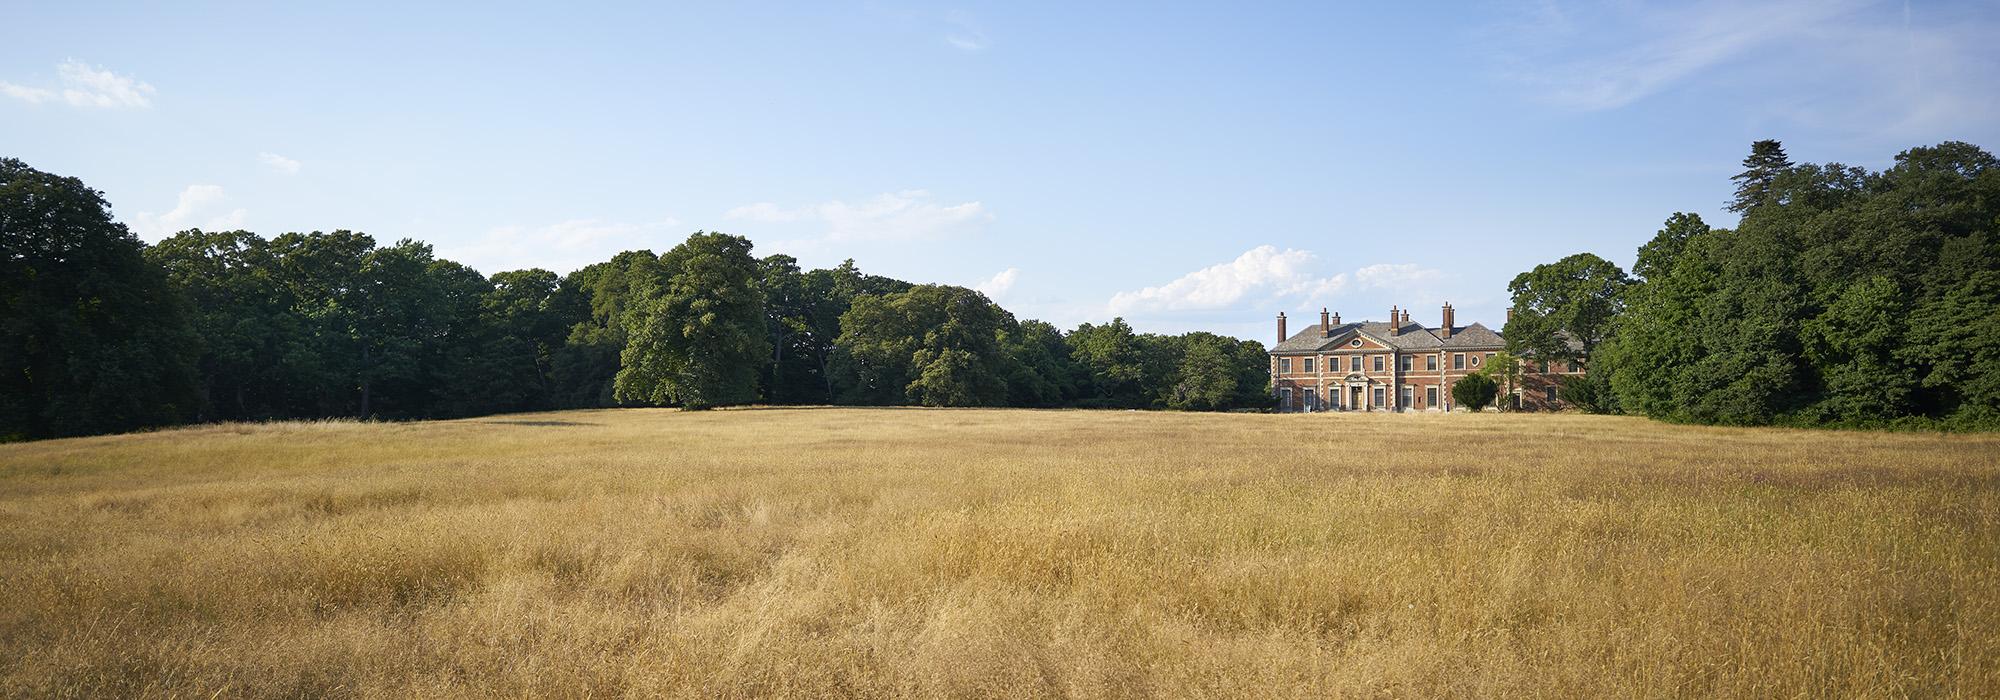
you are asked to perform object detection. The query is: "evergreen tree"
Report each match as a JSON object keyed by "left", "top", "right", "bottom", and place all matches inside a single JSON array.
[{"left": 1728, "top": 139, "right": 1794, "bottom": 213}]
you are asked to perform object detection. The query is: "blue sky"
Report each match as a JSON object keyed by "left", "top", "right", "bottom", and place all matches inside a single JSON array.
[{"left": 5, "top": 1, "right": 1997, "bottom": 341}]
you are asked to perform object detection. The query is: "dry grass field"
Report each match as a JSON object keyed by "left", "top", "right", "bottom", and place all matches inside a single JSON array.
[{"left": 1, "top": 408, "right": 1996, "bottom": 698}]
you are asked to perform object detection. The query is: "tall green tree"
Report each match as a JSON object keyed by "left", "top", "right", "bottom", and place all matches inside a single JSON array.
[
  {"left": 0, "top": 159, "right": 202, "bottom": 439},
  {"left": 615, "top": 232, "right": 769, "bottom": 409},
  {"left": 836, "top": 285, "right": 1011, "bottom": 407},
  {"left": 1728, "top": 139, "right": 1794, "bottom": 213},
  {"left": 1066, "top": 318, "right": 1148, "bottom": 407},
  {"left": 1504, "top": 253, "right": 1630, "bottom": 365},
  {"left": 148, "top": 229, "right": 306, "bottom": 421}
]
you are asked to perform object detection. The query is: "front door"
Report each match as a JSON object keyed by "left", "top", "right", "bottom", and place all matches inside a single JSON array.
[{"left": 1350, "top": 386, "right": 1363, "bottom": 411}]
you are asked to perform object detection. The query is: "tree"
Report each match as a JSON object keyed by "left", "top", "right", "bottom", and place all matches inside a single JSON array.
[
  {"left": 551, "top": 250, "right": 659, "bottom": 408},
  {"left": 1002, "top": 319, "right": 1077, "bottom": 407},
  {"left": 147, "top": 229, "right": 305, "bottom": 421},
  {"left": 1166, "top": 332, "right": 1240, "bottom": 410},
  {"left": 0, "top": 158, "right": 202, "bottom": 439},
  {"left": 616, "top": 232, "right": 769, "bottom": 409},
  {"left": 1481, "top": 349, "right": 1525, "bottom": 410},
  {"left": 1556, "top": 374, "right": 1616, "bottom": 414},
  {"left": 1504, "top": 253, "right": 1630, "bottom": 365},
  {"left": 1634, "top": 213, "right": 1710, "bottom": 282},
  {"left": 1067, "top": 319, "right": 1147, "bottom": 407},
  {"left": 835, "top": 285, "right": 1011, "bottom": 407},
  {"left": 1451, "top": 373, "right": 1498, "bottom": 412},
  {"left": 1728, "top": 139, "right": 1793, "bottom": 213}
]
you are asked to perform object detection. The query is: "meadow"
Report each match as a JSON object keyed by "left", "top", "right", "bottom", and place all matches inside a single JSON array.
[{"left": 0, "top": 408, "right": 1995, "bottom": 698}]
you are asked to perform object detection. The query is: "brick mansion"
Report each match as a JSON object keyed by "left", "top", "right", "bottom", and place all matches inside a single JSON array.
[{"left": 1268, "top": 303, "right": 1582, "bottom": 412}]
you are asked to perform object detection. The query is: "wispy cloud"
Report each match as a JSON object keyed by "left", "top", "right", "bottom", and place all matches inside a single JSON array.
[
  {"left": 258, "top": 152, "right": 301, "bottom": 175},
  {"left": 727, "top": 189, "right": 991, "bottom": 241},
  {"left": 1492, "top": 0, "right": 1867, "bottom": 110},
  {"left": 128, "top": 185, "right": 247, "bottom": 241},
  {"left": 0, "top": 59, "right": 155, "bottom": 108},
  {"left": 1488, "top": 0, "right": 1999, "bottom": 139},
  {"left": 446, "top": 217, "right": 683, "bottom": 275},
  {"left": 944, "top": 11, "right": 989, "bottom": 50},
  {"left": 974, "top": 267, "right": 1020, "bottom": 298}
]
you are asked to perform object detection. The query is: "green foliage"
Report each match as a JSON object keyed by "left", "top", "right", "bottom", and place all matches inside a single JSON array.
[
  {"left": 1, "top": 158, "right": 202, "bottom": 439},
  {"left": 1728, "top": 139, "right": 1795, "bottom": 213},
  {"left": 615, "top": 232, "right": 769, "bottom": 409},
  {"left": 1451, "top": 373, "right": 1498, "bottom": 412},
  {"left": 0, "top": 159, "right": 1285, "bottom": 439},
  {"left": 1504, "top": 252, "right": 1630, "bottom": 364},
  {"left": 1556, "top": 373, "right": 1616, "bottom": 414},
  {"left": 1603, "top": 140, "right": 2000, "bottom": 429}
]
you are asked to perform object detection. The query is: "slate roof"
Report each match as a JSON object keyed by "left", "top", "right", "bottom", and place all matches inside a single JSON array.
[{"left": 1270, "top": 320, "right": 1506, "bottom": 354}]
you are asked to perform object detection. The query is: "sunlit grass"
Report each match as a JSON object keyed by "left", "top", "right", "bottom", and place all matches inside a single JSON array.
[{"left": 1, "top": 408, "right": 1995, "bottom": 697}]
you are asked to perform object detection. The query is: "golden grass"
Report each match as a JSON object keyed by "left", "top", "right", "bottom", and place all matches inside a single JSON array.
[{"left": 1, "top": 408, "right": 1996, "bottom": 698}]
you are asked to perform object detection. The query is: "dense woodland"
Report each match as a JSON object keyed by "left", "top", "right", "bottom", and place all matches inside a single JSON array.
[
  {"left": 1, "top": 159, "right": 1271, "bottom": 440},
  {"left": 1502, "top": 140, "right": 2000, "bottom": 430}
]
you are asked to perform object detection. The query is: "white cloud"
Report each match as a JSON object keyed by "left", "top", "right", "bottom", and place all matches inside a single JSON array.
[
  {"left": 725, "top": 189, "right": 991, "bottom": 241},
  {"left": 258, "top": 152, "right": 301, "bottom": 175},
  {"left": 1108, "top": 246, "right": 1349, "bottom": 315},
  {"left": 2, "top": 60, "right": 155, "bottom": 108},
  {"left": 0, "top": 82, "right": 55, "bottom": 104},
  {"left": 128, "top": 185, "right": 248, "bottom": 241},
  {"left": 1354, "top": 263, "right": 1445, "bottom": 290},
  {"left": 445, "top": 217, "right": 682, "bottom": 275},
  {"left": 944, "top": 11, "right": 989, "bottom": 50},
  {"left": 974, "top": 267, "right": 1019, "bottom": 297},
  {"left": 946, "top": 33, "right": 988, "bottom": 51},
  {"left": 1107, "top": 246, "right": 1450, "bottom": 318}
]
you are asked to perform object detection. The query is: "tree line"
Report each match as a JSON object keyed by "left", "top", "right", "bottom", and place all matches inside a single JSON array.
[
  {"left": 1, "top": 158, "right": 1273, "bottom": 440},
  {"left": 1500, "top": 140, "right": 2000, "bottom": 430}
]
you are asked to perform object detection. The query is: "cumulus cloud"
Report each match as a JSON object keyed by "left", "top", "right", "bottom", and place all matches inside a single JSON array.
[
  {"left": 726, "top": 189, "right": 991, "bottom": 241},
  {"left": 1108, "top": 246, "right": 1349, "bottom": 314},
  {"left": 258, "top": 152, "right": 301, "bottom": 175},
  {"left": 446, "top": 217, "right": 683, "bottom": 275},
  {"left": 0, "top": 59, "right": 155, "bottom": 108},
  {"left": 1107, "top": 246, "right": 1450, "bottom": 318},
  {"left": 974, "top": 267, "right": 1019, "bottom": 297},
  {"left": 128, "top": 185, "right": 247, "bottom": 241}
]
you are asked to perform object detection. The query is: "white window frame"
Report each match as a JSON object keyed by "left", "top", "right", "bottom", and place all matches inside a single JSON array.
[{"left": 1280, "top": 357, "right": 1292, "bottom": 374}]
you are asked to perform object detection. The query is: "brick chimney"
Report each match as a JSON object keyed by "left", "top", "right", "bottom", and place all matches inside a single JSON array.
[
  {"left": 1277, "top": 312, "right": 1287, "bottom": 345},
  {"left": 1388, "top": 305, "right": 1400, "bottom": 336},
  {"left": 1320, "top": 308, "right": 1331, "bottom": 337},
  {"left": 1506, "top": 307, "right": 1514, "bottom": 323},
  {"left": 1332, "top": 311, "right": 1341, "bottom": 325},
  {"left": 1402, "top": 309, "right": 1411, "bottom": 325},
  {"left": 1440, "top": 302, "right": 1455, "bottom": 340}
]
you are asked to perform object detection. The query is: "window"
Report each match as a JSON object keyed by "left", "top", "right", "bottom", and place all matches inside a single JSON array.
[
  {"left": 1427, "top": 386, "right": 1439, "bottom": 407},
  {"left": 1471, "top": 354, "right": 1481, "bottom": 367},
  {"left": 1538, "top": 360, "right": 1549, "bottom": 374},
  {"left": 1399, "top": 355, "right": 1412, "bottom": 372},
  {"left": 1280, "top": 387, "right": 1292, "bottom": 408},
  {"left": 1453, "top": 353, "right": 1465, "bottom": 370},
  {"left": 1350, "top": 339, "right": 1362, "bottom": 347},
  {"left": 1373, "top": 355, "right": 1384, "bottom": 372},
  {"left": 1567, "top": 360, "right": 1580, "bottom": 373},
  {"left": 1401, "top": 386, "right": 1413, "bottom": 408},
  {"left": 1350, "top": 355, "right": 1361, "bottom": 372},
  {"left": 1304, "top": 388, "right": 1317, "bottom": 411},
  {"left": 1372, "top": 387, "right": 1385, "bottom": 407},
  {"left": 1487, "top": 353, "right": 1496, "bottom": 365},
  {"left": 1545, "top": 387, "right": 1558, "bottom": 404},
  {"left": 1426, "top": 355, "right": 1438, "bottom": 371},
  {"left": 1280, "top": 358, "right": 1292, "bottom": 374},
  {"left": 1303, "top": 357, "right": 1315, "bottom": 373}
]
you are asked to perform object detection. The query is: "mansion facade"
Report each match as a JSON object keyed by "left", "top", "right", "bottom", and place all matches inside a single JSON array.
[{"left": 1269, "top": 303, "right": 1582, "bottom": 412}]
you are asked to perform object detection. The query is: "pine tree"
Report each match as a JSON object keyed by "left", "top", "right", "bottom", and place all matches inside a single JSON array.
[{"left": 1728, "top": 140, "right": 1794, "bottom": 213}]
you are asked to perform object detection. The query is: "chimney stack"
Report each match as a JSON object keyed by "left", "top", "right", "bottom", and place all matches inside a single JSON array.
[
  {"left": 1388, "top": 305, "right": 1400, "bottom": 336},
  {"left": 1332, "top": 311, "right": 1341, "bottom": 325},
  {"left": 1402, "top": 309, "right": 1411, "bottom": 325},
  {"left": 1506, "top": 307, "right": 1514, "bottom": 324},
  {"left": 1441, "top": 302, "right": 1455, "bottom": 340},
  {"left": 1320, "top": 308, "right": 1331, "bottom": 337},
  {"left": 1277, "top": 312, "right": 1288, "bottom": 345}
]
